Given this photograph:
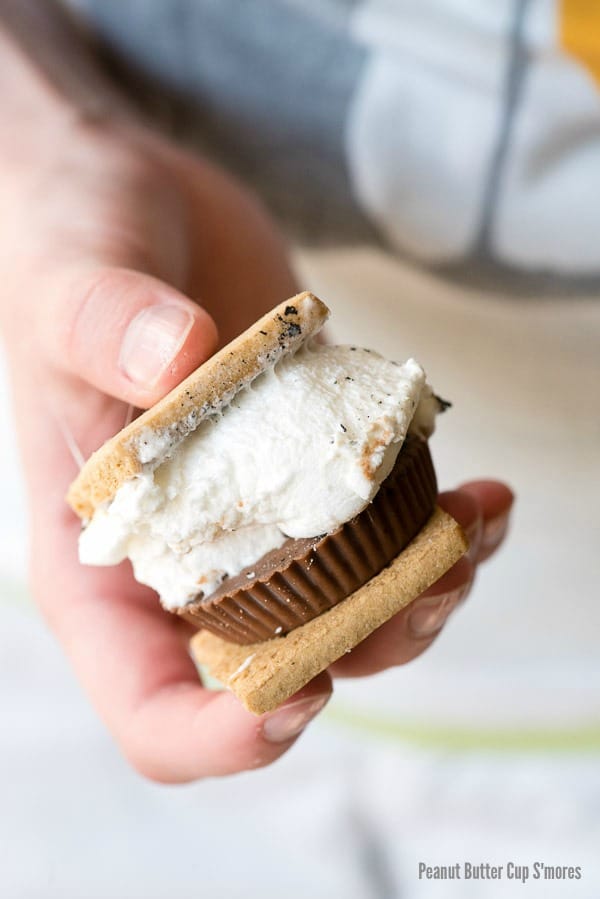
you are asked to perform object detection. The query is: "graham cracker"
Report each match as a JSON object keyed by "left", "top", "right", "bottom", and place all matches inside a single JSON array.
[
  {"left": 190, "top": 507, "right": 468, "bottom": 715},
  {"left": 67, "top": 292, "right": 329, "bottom": 520}
]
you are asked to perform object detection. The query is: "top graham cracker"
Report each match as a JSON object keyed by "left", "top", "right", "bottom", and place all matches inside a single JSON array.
[{"left": 67, "top": 292, "right": 329, "bottom": 520}]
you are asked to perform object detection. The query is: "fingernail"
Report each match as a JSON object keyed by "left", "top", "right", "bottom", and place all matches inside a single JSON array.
[
  {"left": 119, "top": 304, "right": 194, "bottom": 387},
  {"left": 408, "top": 590, "right": 463, "bottom": 639},
  {"left": 465, "top": 517, "right": 483, "bottom": 563},
  {"left": 262, "top": 694, "right": 330, "bottom": 744},
  {"left": 481, "top": 512, "right": 509, "bottom": 551}
]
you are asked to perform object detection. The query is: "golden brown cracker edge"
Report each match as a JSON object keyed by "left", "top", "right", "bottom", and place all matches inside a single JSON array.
[
  {"left": 190, "top": 507, "right": 468, "bottom": 715},
  {"left": 67, "top": 292, "right": 329, "bottom": 519}
]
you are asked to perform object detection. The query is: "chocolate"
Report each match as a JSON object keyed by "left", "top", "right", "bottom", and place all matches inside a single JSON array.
[{"left": 178, "top": 435, "right": 437, "bottom": 644}]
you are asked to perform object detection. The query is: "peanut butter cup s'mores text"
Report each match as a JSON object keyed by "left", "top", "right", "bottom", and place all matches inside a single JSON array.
[{"left": 68, "top": 293, "right": 468, "bottom": 714}]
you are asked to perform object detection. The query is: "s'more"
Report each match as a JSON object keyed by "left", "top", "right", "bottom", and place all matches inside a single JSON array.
[{"left": 67, "top": 292, "right": 468, "bottom": 714}]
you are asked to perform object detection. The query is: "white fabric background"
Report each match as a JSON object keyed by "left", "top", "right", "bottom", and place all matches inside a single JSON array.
[{"left": 348, "top": 0, "right": 600, "bottom": 271}]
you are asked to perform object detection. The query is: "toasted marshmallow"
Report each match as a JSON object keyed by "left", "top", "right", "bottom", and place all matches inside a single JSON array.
[{"left": 79, "top": 341, "right": 438, "bottom": 608}]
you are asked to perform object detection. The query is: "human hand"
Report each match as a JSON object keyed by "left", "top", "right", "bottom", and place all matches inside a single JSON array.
[{"left": 1, "top": 114, "right": 513, "bottom": 782}]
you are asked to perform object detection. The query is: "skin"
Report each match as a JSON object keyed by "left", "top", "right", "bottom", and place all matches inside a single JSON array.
[{"left": 0, "top": 13, "right": 514, "bottom": 783}]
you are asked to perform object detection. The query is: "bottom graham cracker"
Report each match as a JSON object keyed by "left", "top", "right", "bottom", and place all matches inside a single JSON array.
[{"left": 190, "top": 507, "right": 467, "bottom": 714}]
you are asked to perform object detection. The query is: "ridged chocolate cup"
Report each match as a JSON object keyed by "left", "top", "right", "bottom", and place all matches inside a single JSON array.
[{"left": 178, "top": 435, "right": 437, "bottom": 644}]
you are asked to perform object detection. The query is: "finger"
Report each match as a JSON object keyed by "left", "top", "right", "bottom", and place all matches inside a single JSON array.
[
  {"left": 456, "top": 479, "right": 515, "bottom": 563},
  {"left": 333, "top": 481, "right": 514, "bottom": 677},
  {"left": 76, "top": 599, "right": 332, "bottom": 783},
  {"left": 331, "top": 553, "right": 473, "bottom": 678},
  {"left": 118, "top": 626, "right": 332, "bottom": 783},
  {"left": 33, "top": 509, "right": 332, "bottom": 782},
  {"left": 331, "top": 483, "right": 485, "bottom": 678},
  {"left": 39, "top": 265, "right": 219, "bottom": 408},
  {"left": 437, "top": 488, "right": 483, "bottom": 563}
]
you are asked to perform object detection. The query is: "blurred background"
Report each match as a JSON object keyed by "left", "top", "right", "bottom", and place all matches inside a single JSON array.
[{"left": 2, "top": 0, "right": 600, "bottom": 896}]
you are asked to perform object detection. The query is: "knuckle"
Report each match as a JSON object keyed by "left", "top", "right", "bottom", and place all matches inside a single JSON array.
[
  {"left": 122, "top": 736, "right": 194, "bottom": 785},
  {"left": 37, "top": 266, "right": 114, "bottom": 368},
  {"left": 55, "top": 266, "right": 140, "bottom": 372},
  {"left": 127, "top": 752, "right": 182, "bottom": 785}
]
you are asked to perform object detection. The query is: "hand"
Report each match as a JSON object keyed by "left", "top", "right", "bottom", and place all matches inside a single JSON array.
[{"left": 2, "top": 115, "right": 514, "bottom": 783}]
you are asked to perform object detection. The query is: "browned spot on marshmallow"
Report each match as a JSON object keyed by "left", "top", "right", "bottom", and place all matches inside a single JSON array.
[{"left": 360, "top": 423, "right": 394, "bottom": 481}]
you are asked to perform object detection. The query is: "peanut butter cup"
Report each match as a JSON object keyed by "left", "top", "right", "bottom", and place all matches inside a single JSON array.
[{"left": 178, "top": 435, "right": 437, "bottom": 644}]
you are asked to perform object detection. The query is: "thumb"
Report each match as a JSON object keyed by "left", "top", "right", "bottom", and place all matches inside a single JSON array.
[{"left": 41, "top": 266, "right": 218, "bottom": 408}]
